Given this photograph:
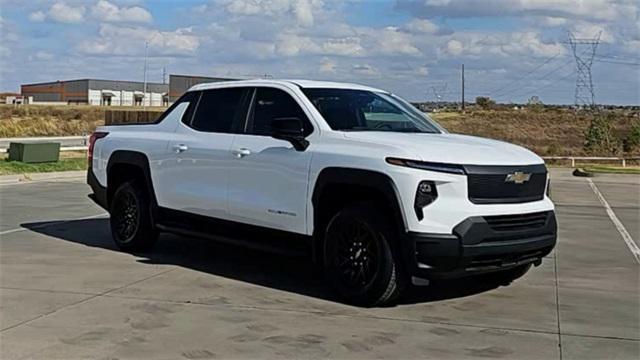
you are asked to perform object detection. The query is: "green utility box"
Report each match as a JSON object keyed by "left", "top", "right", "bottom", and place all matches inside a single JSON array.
[{"left": 8, "top": 142, "right": 61, "bottom": 163}]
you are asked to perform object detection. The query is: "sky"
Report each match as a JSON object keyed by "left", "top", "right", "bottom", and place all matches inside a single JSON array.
[{"left": 0, "top": 0, "right": 638, "bottom": 105}]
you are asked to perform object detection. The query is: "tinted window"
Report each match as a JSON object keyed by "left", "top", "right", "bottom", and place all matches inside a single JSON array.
[
  {"left": 249, "top": 88, "right": 312, "bottom": 136},
  {"left": 156, "top": 91, "right": 198, "bottom": 124},
  {"left": 190, "top": 88, "right": 248, "bottom": 133}
]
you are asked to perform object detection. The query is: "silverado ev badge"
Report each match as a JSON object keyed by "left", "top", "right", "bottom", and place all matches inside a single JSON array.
[{"left": 505, "top": 171, "right": 531, "bottom": 184}]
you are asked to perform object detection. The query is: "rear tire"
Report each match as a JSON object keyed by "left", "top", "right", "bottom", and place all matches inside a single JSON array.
[
  {"left": 109, "top": 181, "right": 158, "bottom": 252},
  {"left": 323, "top": 203, "right": 406, "bottom": 307}
]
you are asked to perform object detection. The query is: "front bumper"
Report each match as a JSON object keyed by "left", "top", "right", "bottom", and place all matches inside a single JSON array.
[{"left": 402, "top": 210, "right": 557, "bottom": 279}]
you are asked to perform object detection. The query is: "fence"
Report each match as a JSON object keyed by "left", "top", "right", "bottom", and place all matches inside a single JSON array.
[
  {"left": 105, "top": 110, "right": 164, "bottom": 125},
  {"left": 543, "top": 156, "right": 640, "bottom": 168}
]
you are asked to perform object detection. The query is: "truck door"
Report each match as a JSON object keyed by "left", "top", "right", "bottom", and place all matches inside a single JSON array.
[
  {"left": 160, "top": 87, "right": 250, "bottom": 219},
  {"left": 227, "top": 87, "right": 314, "bottom": 234}
]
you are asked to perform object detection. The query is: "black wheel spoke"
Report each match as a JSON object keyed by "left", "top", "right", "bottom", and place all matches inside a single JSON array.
[{"left": 332, "top": 217, "right": 379, "bottom": 289}]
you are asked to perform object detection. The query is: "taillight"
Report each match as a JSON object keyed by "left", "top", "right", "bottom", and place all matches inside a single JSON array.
[{"left": 88, "top": 132, "right": 108, "bottom": 167}]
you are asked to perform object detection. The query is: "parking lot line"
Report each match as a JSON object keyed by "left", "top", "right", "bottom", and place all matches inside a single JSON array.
[
  {"left": 586, "top": 178, "right": 640, "bottom": 264},
  {"left": 0, "top": 213, "right": 107, "bottom": 237}
]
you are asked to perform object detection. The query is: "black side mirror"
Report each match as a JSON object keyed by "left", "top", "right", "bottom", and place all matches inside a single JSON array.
[{"left": 271, "top": 117, "right": 309, "bottom": 151}]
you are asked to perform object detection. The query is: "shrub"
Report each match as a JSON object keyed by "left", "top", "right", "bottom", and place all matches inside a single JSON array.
[
  {"left": 623, "top": 120, "right": 640, "bottom": 153},
  {"left": 584, "top": 112, "right": 621, "bottom": 155},
  {"left": 475, "top": 96, "right": 495, "bottom": 109}
]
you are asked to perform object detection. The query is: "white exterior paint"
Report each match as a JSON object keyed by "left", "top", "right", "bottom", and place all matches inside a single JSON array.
[{"left": 92, "top": 79, "right": 555, "bottom": 237}]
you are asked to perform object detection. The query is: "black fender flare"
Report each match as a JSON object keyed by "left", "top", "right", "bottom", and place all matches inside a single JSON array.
[
  {"left": 310, "top": 167, "right": 407, "bottom": 263},
  {"left": 106, "top": 150, "right": 159, "bottom": 212}
]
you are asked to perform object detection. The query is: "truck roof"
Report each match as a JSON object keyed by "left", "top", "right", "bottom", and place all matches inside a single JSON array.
[{"left": 188, "top": 79, "right": 386, "bottom": 93}]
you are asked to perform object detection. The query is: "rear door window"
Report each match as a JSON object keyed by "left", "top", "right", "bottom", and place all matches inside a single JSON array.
[
  {"left": 188, "top": 88, "right": 249, "bottom": 133},
  {"left": 156, "top": 91, "right": 198, "bottom": 124}
]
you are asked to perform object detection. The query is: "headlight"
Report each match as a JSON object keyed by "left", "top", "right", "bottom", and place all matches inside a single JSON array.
[{"left": 386, "top": 158, "right": 466, "bottom": 175}]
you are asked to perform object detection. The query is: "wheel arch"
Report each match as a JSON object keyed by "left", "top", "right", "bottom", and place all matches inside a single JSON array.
[
  {"left": 310, "top": 167, "right": 407, "bottom": 264},
  {"left": 106, "top": 150, "right": 158, "bottom": 211}
]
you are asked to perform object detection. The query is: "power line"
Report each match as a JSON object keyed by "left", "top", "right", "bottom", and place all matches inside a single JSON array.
[
  {"left": 487, "top": 53, "right": 562, "bottom": 97},
  {"left": 492, "top": 58, "right": 574, "bottom": 99},
  {"left": 594, "top": 58, "right": 640, "bottom": 66},
  {"left": 495, "top": 70, "right": 576, "bottom": 102}
]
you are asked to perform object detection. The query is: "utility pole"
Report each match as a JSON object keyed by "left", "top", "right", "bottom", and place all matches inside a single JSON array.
[
  {"left": 461, "top": 64, "right": 465, "bottom": 113},
  {"left": 567, "top": 31, "right": 601, "bottom": 108},
  {"left": 162, "top": 66, "right": 167, "bottom": 85},
  {"left": 143, "top": 40, "right": 149, "bottom": 110}
]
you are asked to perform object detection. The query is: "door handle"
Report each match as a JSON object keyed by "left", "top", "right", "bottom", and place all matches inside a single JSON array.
[
  {"left": 173, "top": 144, "right": 188, "bottom": 153},
  {"left": 232, "top": 148, "right": 251, "bottom": 158}
]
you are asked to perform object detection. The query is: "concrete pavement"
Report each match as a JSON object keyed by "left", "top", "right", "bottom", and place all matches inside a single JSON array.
[{"left": 0, "top": 168, "right": 638, "bottom": 359}]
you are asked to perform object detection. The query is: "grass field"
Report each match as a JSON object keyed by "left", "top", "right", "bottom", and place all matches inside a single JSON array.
[
  {"left": 1, "top": 104, "right": 639, "bottom": 157},
  {"left": 430, "top": 109, "right": 639, "bottom": 157},
  {"left": 583, "top": 165, "right": 640, "bottom": 174},
  {"left": 0, "top": 157, "right": 87, "bottom": 175}
]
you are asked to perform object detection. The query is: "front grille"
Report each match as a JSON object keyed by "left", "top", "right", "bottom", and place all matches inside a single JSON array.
[
  {"left": 484, "top": 211, "right": 549, "bottom": 232},
  {"left": 465, "top": 164, "right": 547, "bottom": 204}
]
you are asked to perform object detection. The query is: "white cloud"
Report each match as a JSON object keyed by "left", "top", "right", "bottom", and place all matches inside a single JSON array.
[
  {"left": 441, "top": 31, "right": 565, "bottom": 58},
  {"left": 77, "top": 24, "right": 200, "bottom": 56},
  {"left": 445, "top": 39, "right": 464, "bottom": 56},
  {"left": 34, "top": 51, "right": 54, "bottom": 60},
  {"left": 91, "top": 0, "right": 152, "bottom": 23},
  {"left": 321, "top": 37, "right": 365, "bottom": 56},
  {"left": 352, "top": 64, "right": 379, "bottom": 76},
  {"left": 540, "top": 16, "right": 567, "bottom": 26},
  {"left": 570, "top": 21, "right": 615, "bottom": 43},
  {"left": 356, "top": 27, "right": 421, "bottom": 56},
  {"left": 49, "top": 2, "right": 85, "bottom": 23},
  {"left": 28, "top": 11, "right": 46, "bottom": 22},
  {"left": 398, "top": 0, "right": 637, "bottom": 22},
  {"left": 224, "top": 0, "right": 322, "bottom": 27},
  {"left": 403, "top": 19, "right": 439, "bottom": 34},
  {"left": 319, "top": 58, "right": 337, "bottom": 73}
]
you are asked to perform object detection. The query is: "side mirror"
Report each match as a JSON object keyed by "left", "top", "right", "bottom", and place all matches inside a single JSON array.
[{"left": 271, "top": 117, "right": 309, "bottom": 151}]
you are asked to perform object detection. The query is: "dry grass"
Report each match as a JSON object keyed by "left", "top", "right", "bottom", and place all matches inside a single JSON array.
[
  {"left": 432, "top": 108, "right": 639, "bottom": 156},
  {"left": 0, "top": 105, "right": 166, "bottom": 137},
  {"left": 0, "top": 105, "right": 105, "bottom": 137},
  {"left": 2, "top": 104, "right": 638, "bottom": 156}
]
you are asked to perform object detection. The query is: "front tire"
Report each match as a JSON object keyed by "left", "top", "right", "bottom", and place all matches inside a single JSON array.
[
  {"left": 110, "top": 181, "right": 158, "bottom": 252},
  {"left": 323, "top": 203, "right": 406, "bottom": 307}
]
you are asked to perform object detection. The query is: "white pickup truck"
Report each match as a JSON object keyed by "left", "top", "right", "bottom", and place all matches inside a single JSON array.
[{"left": 88, "top": 79, "right": 557, "bottom": 306}]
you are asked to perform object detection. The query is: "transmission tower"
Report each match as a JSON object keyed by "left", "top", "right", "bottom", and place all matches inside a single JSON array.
[
  {"left": 567, "top": 31, "right": 601, "bottom": 107},
  {"left": 430, "top": 82, "right": 448, "bottom": 103}
]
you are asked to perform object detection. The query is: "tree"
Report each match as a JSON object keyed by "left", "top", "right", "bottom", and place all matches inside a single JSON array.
[
  {"left": 623, "top": 120, "right": 640, "bottom": 154},
  {"left": 475, "top": 96, "right": 495, "bottom": 109}
]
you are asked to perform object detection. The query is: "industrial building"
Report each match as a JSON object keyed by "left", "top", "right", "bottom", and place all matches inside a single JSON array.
[
  {"left": 20, "top": 75, "right": 239, "bottom": 106},
  {"left": 21, "top": 79, "right": 169, "bottom": 106},
  {"left": 168, "top": 74, "right": 235, "bottom": 102}
]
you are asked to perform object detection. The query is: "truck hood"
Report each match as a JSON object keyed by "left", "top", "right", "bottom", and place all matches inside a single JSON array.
[{"left": 343, "top": 132, "right": 543, "bottom": 166}]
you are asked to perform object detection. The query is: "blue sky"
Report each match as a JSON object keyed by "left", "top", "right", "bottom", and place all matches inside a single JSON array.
[{"left": 0, "top": 0, "right": 638, "bottom": 104}]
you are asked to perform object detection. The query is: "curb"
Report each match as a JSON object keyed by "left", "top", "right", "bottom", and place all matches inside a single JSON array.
[{"left": 0, "top": 170, "right": 86, "bottom": 185}]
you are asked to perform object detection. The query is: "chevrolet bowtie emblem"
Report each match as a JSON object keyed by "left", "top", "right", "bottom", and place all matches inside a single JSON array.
[{"left": 505, "top": 171, "right": 531, "bottom": 184}]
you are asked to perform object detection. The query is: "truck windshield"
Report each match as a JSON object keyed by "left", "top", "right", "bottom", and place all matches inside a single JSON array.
[{"left": 301, "top": 88, "right": 442, "bottom": 133}]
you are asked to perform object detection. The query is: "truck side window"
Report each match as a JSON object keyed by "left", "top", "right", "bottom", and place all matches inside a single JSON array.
[
  {"left": 156, "top": 91, "right": 198, "bottom": 124},
  {"left": 248, "top": 88, "right": 313, "bottom": 136},
  {"left": 189, "top": 88, "right": 248, "bottom": 133}
]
